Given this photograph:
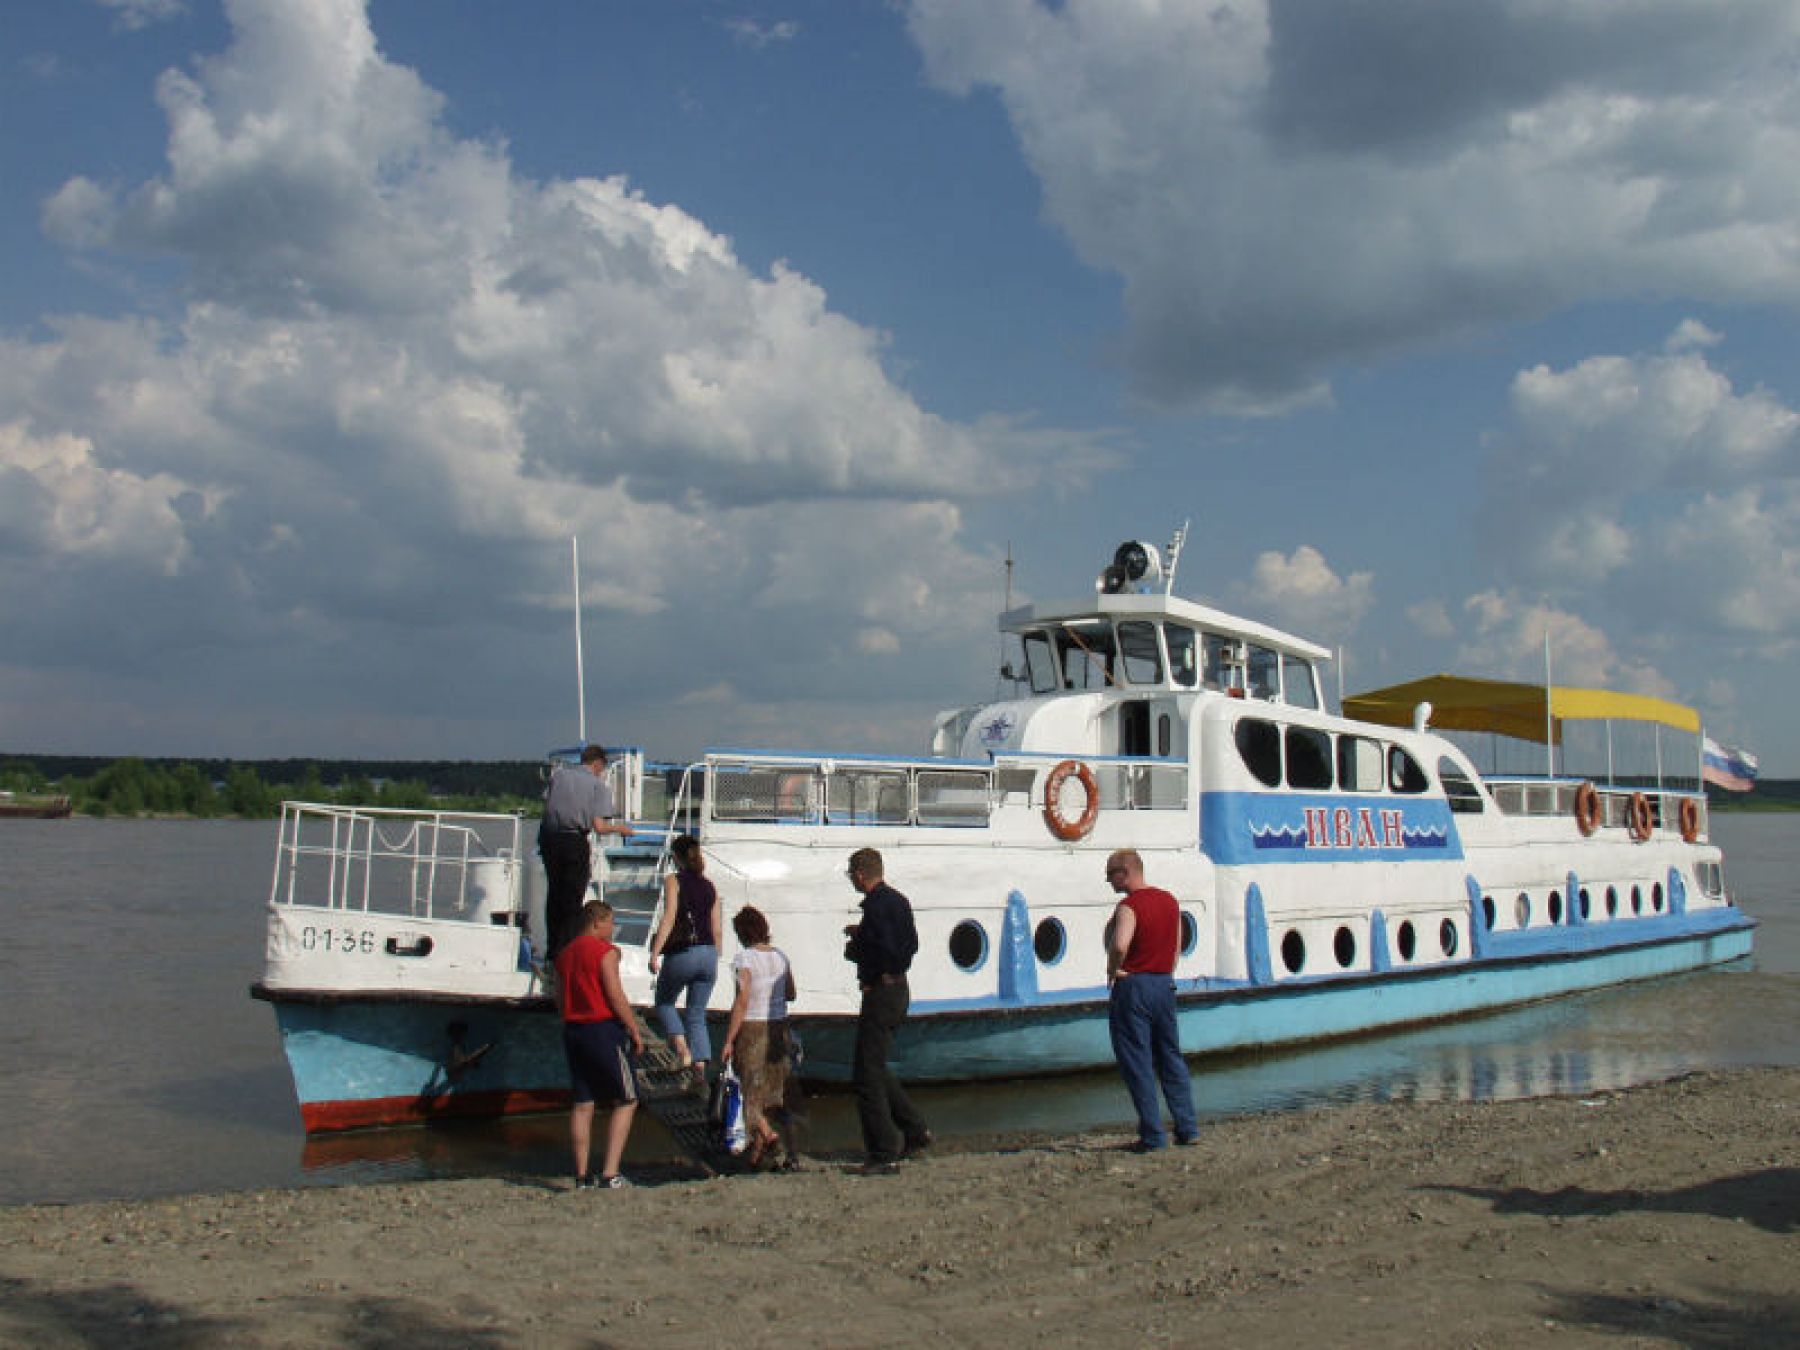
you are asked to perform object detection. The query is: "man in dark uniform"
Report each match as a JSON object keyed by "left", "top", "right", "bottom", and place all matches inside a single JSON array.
[
  {"left": 539, "top": 745, "right": 633, "bottom": 960},
  {"left": 842, "top": 847, "right": 932, "bottom": 1174}
]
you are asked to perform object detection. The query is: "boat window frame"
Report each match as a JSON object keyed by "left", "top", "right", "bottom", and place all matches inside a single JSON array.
[
  {"left": 1247, "top": 643, "right": 1281, "bottom": 701},
  {"left": 1282, "top": 654, "right": 1320, "bottom": 710},
  {"left": 1284, "top": 724, "right": 1334, "bottom": 790},
  {"left": 1164, "top": 623, "right": 1199, "bottom": 689},
  {"left": 1021, "top": 630, "right": 1060, "bottom": 694},
  {"left": 1116, "top": 620, "right": 1164, "bottom": 686}
]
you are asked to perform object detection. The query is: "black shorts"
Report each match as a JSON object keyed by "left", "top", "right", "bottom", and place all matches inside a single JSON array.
[{"left": 562, "top": 1021, "right": 639, "bottom": 1107}]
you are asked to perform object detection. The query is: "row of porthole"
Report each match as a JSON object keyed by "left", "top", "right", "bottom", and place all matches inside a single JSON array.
[
  {"left": 1479, "top": 881, "right": 1665, "bottom": 932},
  {"left": 945, "top": 912, "right": 1202, "bottom": 973},
  {"left": 1278, "top": 918, "right": 1461, "bottom": 976}
]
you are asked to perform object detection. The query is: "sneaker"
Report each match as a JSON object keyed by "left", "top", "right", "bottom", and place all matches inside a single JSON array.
[
  {"left": 1174, "top": 1134, "right": 1200, "bottom": 1147},
  {"left": 1121, "top": 1139, "right": 1165, "bottom": 1154},
  {"left": 597, "top": 1174, "right": 633, "bottom": 1190},
  {"left": 857, "top": 1159, "right": 901, "bottom": 1176},
  {"left": 573, "top": 1174, "right": 599, "bottom": 1190}
]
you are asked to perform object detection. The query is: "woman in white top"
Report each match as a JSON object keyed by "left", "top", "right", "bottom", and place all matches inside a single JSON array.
[{"left": 720, "top": 904, "right": 799, "bottom": 1169}]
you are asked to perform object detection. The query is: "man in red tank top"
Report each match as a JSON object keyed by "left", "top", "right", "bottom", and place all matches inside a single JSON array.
[
  {"left": 1104, "top": 850, "right": 1199, "bottom": 1151},
  {"left": 555, "top": 900, "right": 643, "bottom": 1188}
]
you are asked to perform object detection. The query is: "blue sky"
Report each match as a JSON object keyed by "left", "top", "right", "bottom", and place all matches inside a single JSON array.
[{"left": 3, "top": 0, "right": 1798, "bottom": 771}]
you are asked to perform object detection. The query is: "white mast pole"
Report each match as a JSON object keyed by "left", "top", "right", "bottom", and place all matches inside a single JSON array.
[{"left": 572, "top": 536, "right": 588, "bottom": 748}]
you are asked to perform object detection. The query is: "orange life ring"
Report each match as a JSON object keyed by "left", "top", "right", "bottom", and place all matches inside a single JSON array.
[
  {"left": 1677, "top": 797, "right": 1700, "bottom": 844},
  {"left": 1572, "top": 781, "right": 1601, "bottom": 837},
  {"left": 1627, "top": 792, "right": 1653, "bottom": 842},
  {"left": 1043, "top": 759, "right": 1100, "bottom": 841}
]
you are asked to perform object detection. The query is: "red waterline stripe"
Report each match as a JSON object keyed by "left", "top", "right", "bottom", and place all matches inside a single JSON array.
[{"left": 300, "top": 1087, "right": 572, "bottom": 1134}]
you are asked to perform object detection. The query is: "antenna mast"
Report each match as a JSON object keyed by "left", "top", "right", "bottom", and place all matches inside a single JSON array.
[
  {"left": 572, "top": 537, "right": 588, "bottom": 747},
  {"left": 1164, "top": 520, "right": 1190, "bottom": 595}
]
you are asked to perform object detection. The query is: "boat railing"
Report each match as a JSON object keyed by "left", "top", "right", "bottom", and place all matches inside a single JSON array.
[
  {"left": 270, "top": 802, "right": 526, "bottom": 922},
  {"left": 1485, "top": 777, "right": 1704, "bottom": 834},
  {"left": 701, "top": 750, "right": 1188, "bottom": 828}
]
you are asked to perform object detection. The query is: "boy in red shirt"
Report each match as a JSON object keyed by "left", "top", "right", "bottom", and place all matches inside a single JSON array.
[{"left": 554, "top": 899, "right": 644, "bottom": 1188}]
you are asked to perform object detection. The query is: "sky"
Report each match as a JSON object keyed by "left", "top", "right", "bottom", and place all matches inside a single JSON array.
[{"left": 3, "top": 0, "right": 1799, "bottom": 771}]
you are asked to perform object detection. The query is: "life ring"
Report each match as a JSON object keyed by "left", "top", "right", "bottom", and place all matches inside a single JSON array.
[
  {"left": 1627, "top": 792, "right": 1653, "bottom": 843},
  {"left": 1572, "top": 781, "right": 1601, "bottom": 837},
  {"left": 1678, "top": 797, "right": 1701, "bottom": 844},
  {"left": 1043, "top": 759, "right": 1100, "bottom": 841}
]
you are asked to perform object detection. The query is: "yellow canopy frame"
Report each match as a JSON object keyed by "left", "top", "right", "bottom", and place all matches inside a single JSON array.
[{"left": 1341, "top": 674, "right": 1700, "bottom": 745}]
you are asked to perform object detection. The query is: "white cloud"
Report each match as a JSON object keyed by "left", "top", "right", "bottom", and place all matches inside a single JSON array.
[
  {"left": 97, "top": 0, "right": 187, "bottom": 31},
  {"left": 1234, "top": 544, "right": 1374, "bottom": 645},
  {"left": 3, "top": 0, "right": 1087, "bottom": 756},
  {"left": 1455, "top": 590, "right": 1675, "bottom": 696},
  {"left": 906, "top": 0, "right": 1800, "bottom": 411}
]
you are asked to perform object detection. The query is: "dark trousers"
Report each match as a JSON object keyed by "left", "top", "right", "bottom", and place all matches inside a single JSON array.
[
  {"left": 539, "top": 830, "right": 592, "bottom": 959},
  {"left": 1108, "top": 973, "right": 1198, "bottom": 1148},
  {"left": 853, "top": 980, "right": 929, "bottom": 1162}
]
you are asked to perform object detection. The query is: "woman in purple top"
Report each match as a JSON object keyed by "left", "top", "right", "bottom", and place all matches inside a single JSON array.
[{"left": 648, "top": 834, "right": 721, "bottom": 1076}]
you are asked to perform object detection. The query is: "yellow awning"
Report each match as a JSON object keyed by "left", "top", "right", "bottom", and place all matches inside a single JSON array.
[{"left": 1341, "top": 674, "right": 1700, "bottom": 744}]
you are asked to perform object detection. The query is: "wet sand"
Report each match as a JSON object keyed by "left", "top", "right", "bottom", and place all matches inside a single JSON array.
[{"left": 2, "top": 1067, "right": 1795, "bottom": 1348}]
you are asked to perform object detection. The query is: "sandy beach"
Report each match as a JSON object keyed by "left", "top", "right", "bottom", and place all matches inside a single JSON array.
[{"left": 2, "top": 1066, "right": 1794, "bottom": 1348}]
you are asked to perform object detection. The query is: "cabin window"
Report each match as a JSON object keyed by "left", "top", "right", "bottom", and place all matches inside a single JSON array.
[
  {"left": 1034, "top": 918, "right": 1067, "bottom": 965},
  {"left": 1283, "top": 654, "right": 1319, "bottom": 710},
  {"left": 1022, "top": 631, "right": 1059, "bottom": 694},
  {"left": 1165, "top": 624, "right": 1199, "bottom": 688},
  {"left": 949, "top": 921, "right": 988, "bottom": 972},
  {"left": 1117, "top": 621, "right": 1163, "bottom": 685},
  {"left": 1157, "top": 714, "right": 1172, "bottom": 758},
  {"left": 1388, "top": 746, "right": 1428, "bottom": 794},
  {"left": 1338, "top": 736, "right": 1384, "bottom": 792},
  {"left": 1203, "top": 633, "right": 1239, "bottom": 691},
  {"left": 1057, "top": 624, "right": 1116, "bottom": 690},
  {"left": 1285, "top": 726, "right": 1333, "bottom": 790},
  {"left": 1438, "top": 758, "right": 1484, "bottom": 814},
  {"left": 1247, "top": 644, "right": 1280, "bottom": 700},
  {"left": 1235, "top": 718, "right": 1282, "bottom": 788}
]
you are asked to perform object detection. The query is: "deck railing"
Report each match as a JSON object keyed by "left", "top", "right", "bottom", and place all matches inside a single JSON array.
[
  {"left": 270, "top": 803, "right": 525, "bottom": 921},
  {"left": 1485, "top": 777, "right": 1704, "bottom": 835}
]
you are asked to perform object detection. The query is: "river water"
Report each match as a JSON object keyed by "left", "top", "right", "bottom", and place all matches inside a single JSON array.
[{"left": 2, "top": 815, "right": 1796, "bottom": 1207}]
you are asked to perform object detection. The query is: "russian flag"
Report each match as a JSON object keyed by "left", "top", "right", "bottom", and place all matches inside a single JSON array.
[{"left": 1702, "top": 736, "right": 1759, "bottom": 792}]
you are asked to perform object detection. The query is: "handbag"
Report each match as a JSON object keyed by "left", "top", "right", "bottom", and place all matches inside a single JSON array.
[{"left": 717, "top": 1061, "right": 748, "bottom": 1155}]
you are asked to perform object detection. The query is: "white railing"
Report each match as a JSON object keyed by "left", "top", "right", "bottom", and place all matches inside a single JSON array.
[{"left": 270, "top": 803, "right": 525, "bottom": 922}]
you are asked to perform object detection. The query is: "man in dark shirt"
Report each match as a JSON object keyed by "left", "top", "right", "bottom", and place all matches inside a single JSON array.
[
  {"left": 842, "top": 848, "right": 932, "bottom": 1173},
  {"left": 538, "top": 745, "right": 634, "bottom": 960}
]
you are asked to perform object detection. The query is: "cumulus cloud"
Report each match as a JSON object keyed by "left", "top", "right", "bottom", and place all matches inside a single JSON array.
[
  {"left": 1233, "top": 544, "right": 1374, "bottom": 644},
  {"left": 906, "top": 0, "right": 1800, "bottom": 412},
  {"left": 3, "top": 0, "right": 1084, "bottom": 755},
  {"left": 1455, "top": 590, "right": 1675, "bottom": 696}
]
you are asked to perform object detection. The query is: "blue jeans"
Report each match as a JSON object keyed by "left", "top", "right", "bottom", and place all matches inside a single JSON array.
[
  {"left": 1108, "top": 973, "right": 1198, "bottom": 1148},
  {"left": 653, "top": 945, "right": 718, "bottom": 1062}
]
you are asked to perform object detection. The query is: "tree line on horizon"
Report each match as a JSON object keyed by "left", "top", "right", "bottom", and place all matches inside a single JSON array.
[{"left": 0, "top": 755, "right": 547, "bottom": 819}]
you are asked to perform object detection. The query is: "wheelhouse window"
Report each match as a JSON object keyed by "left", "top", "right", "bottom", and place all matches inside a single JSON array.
[
  {"left": 1203, "top": 633, "right": 1237, "bottom": 691},
  {"left": 1057, "top": 623, "right": 1116, "bottom": 690},
  {"left": 1235, "top": 718, "right": 1282, "bottom": 787},
  {"left": 1337, "top": 735, "right": 1384, "bottom": 792},
  {"left": 1164, "top": 623, "right": 1199, "bottom": 688},
  {"left": 1284, "top": 726, "right": 1333, "bottom": 790},
  {"left": 1022, "top": 631, "right": 1059, "bottom": 694},
  {"left": 1438, "top": 758, "right": 1485, "bottom": 814},
  {"left": 1247, "top": 644, "right": 1280, "bottom": 700},
  {"left": 1117, "top": 621, "right": 1163, "bottom": 685},
  {"left": 1282, "top": 654, "right": 1319, "bottom": 710}
]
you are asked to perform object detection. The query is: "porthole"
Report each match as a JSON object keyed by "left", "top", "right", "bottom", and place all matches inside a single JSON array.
[
  {"left": 1481, "top": 894, "right": 1496, "bottom": 931},
  {"left": 1514, "top": 893, "right": 1531, "bottom": 928},
  {"left": 1548, "top": 890, "right": 1564, "bottom": 925},
  {"left": 1397, "top": 921, "right": 1417, "bottom": 962},
  {"left": 1605, "top": 885, "right": 1619, "bottom": 917},
  {"left": 948, "top": 920, "right": 988, "bottom": 972},
  {"left": 1652, "top": 882, "right": 1665, "bottom": 913},
  {"left": 1630, "top": 885, "right": 1643, "bottom": 915},
  {"left": 1439, "top": 919, "right": 1460, "bottom": 957},
  {"left": 1179, "top": 910, "right": 1198, "bottom": 958},
  {"left": 1333, "top": 926, "right": 1356, "bottom": 969},
  {"left": 1033, "top": 917, "right": 1066, "bottom": 965},
  {"left": 1280, "top": 929, "right": 1306, "bottom": 975},
  {"left": 1578, "top": 888, "right": 1592, "bottom": 920}
]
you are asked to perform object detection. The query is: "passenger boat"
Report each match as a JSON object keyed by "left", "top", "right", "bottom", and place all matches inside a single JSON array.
[
  {"left": 251, "top": 533, "right": 1754, "bottom": 1133},
  {"left": 0, "top": 792, "right": 73, "bottom": 819}
]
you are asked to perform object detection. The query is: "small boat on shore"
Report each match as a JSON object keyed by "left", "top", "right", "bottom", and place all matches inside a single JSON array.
[
  {"left": 252, "top": 532, "right": 1754, "bottom": 1133},
  {"left": 0, "top": 792, "right": 73, "bottom": 819}
]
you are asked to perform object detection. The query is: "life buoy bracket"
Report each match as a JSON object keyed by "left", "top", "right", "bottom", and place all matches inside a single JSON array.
[
  {"left": 1043, "top": 759, "right": 1100, "bottom": 841},
  {"left": 1627, "top": 791, "right": 1654, "bottom": 843}
]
